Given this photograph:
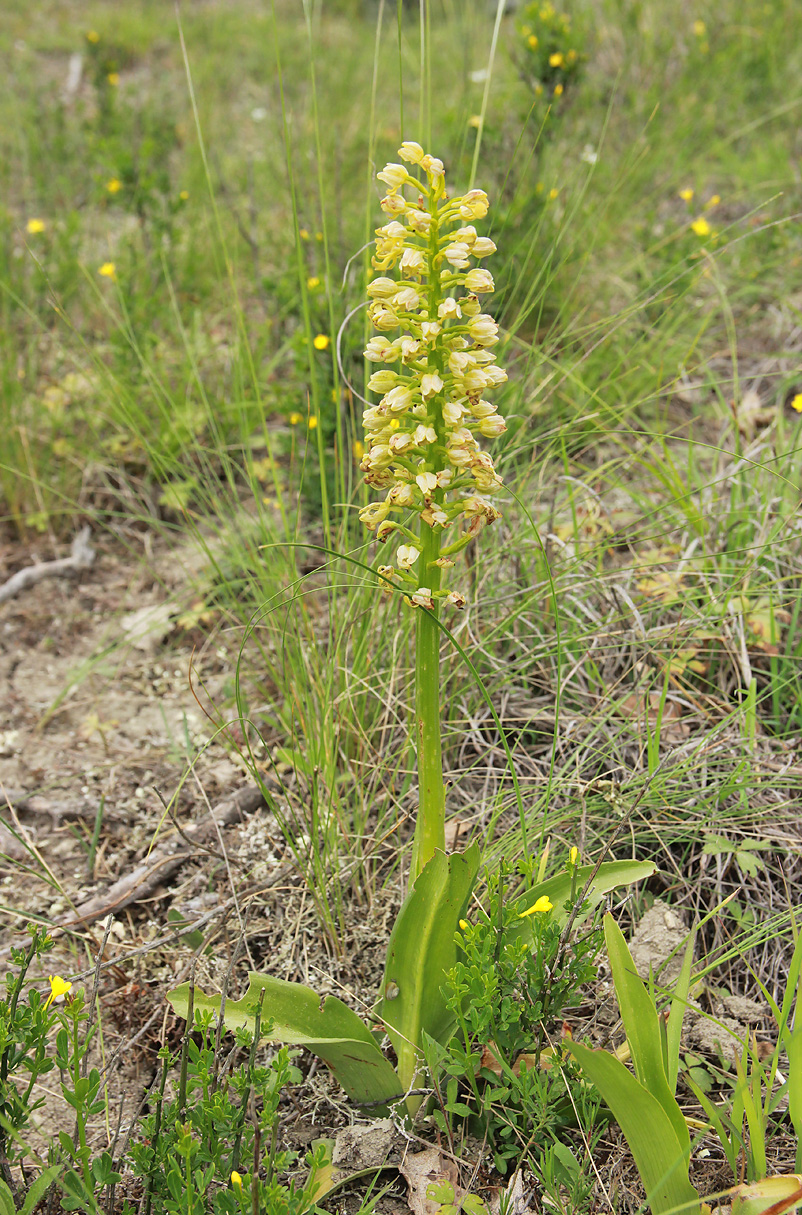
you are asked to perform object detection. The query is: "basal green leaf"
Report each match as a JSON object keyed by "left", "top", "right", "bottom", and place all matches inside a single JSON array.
[
  {"left": 569, "top": 1043, "right": 701, "bottom": 1215},
  {"left": 166, "top": 973, "right": 401, "bottom": 1109},
  {"left": 510, "top": 860, "right": 657, "bottom": 939},
  {"left": 604, "top": 914, "right": 691, "bottom": 1155},
  {"left": 377, "top": 844, "right": 480, "bottom": 1104}
]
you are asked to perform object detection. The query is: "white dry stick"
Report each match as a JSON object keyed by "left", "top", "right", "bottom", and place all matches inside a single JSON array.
[{"left": 0, "top": 526, "right": 95, "bottom": 606}]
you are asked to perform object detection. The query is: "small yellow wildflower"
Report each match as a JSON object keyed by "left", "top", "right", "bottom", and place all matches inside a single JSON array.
[
  {"left": 86, "top": 29, "right": 100, "bottom": 43},
  {"left": 692, "top": 19, "right": 706, "bottom": 36},
  {"left": 679, "top": 187, "right": 694, "bottom": 202},
  {"left": 690, "top": 217, "right": 711, "bottom": 237},
  {"left": 98, "top": 261, "right": 117, "bottom": 280},
  {"left": 548, "top": 187, "right": 559, "bottom": 200},
  {"left": 315, "top": 231, "right": 323, "bottom": 241},
  {"left": 107, "top": 72, "right": 119, "bottom": 86},
  {"left": 289, "top": 412, "right": 302, "bottom": 425},
  {"left": 549, "top": 52, "right": 565, "bottom": 67},
  {"left": 307, "top": 276, "right": 321, "bottom": 289},
  {"left": 534, "top": 83, "right": 544, "bottom": 97},
  {"left": 527, "top": 34, "right": 539, "bottom": 49},
  {"left": 45, "top": 975, "right": 72, "bottom": 1008},
  {"left": 790, "top": 394, "right": 802, "bottom": 413},
  {"left": 231, "top": 1171, "right": 243, "bottom": 1190},
  {"left": 105, "top": 178, "right": 122, "bottom": 194},
  {"left": 26, "top": 218, "right": 46, "bottom": 234},
  {"left": 569, "top": 846, "right": 579, "bottom": 866},
  {"left": 553, "top": 83, "right": 564, "bottom": 96},
  {"left": 308, "top": 416, "right": 318, "bottom": 430},
  {"left": 467, "top": 114, "right": 481, "bottom": 129},
  {"left": 458, "top": 919, "right": 469, "bottom": 930},
  {"left": 567, "top": 48, "right": 578, "bottom": 63},
  {"left": 519, "top": 895, "right": 553, "bottom": 918},
  {"left": 313, "top": 333, "right": 330, "bottom": 351},
  {"left": 179, "top": 190, "right": 189, "bottom": 201},
  {"left": 299, "top": 228, "right": 310, "bottom": 240},
  {"left": 705, "top": 193, "right": 721, "bottom": 209}
]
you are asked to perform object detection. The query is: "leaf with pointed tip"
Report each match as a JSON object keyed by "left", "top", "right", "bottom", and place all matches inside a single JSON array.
[
  {"left": 568, "top": 1042, "right": 701, "bottom": 1215},
  {"left": 509, "top": 860, "right": 657, "bottom": 940},
  {"left": 166, "top": 973, "right": 401, "bottom": 1109}
]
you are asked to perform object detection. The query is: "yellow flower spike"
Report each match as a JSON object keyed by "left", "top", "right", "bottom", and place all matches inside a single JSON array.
[
  {"left": 692, "top": 19, "right": 706, "bottom": 36},
  {"left": 98, "top": 261, "right": 117, "bottom": 280},
  {"left": 467, "top": 115, "right": 481, "bottom": 129},
  {"left": 549, "top": 51, "right": 564, "bottom": 67},
  {"left": 308, "top": 416, "right": 318, "bottom": 430},
  {"left": 458, "top": 919, "right": 469, "bottom": 930},
  {"left": 527, "top": 34, "right": 538, "bottom": 48},
  {"left": 313, "top": 333, "right": 330, "bottom": 350},
  {"left": 105, "top": 178, "right": 122, "bottom": 194},
  {"left": 26, "top": 218, "right": 46, "bottom": 234},
  {"left": 353, "top": 440, "right": 364, "bottom": 460},
  {"left": 179, "top": 190, "right": 189, "bottom": 201},
  {"left": 289, "top": 412, "right": 302, "bottom": 425},
  {"left": 548, "top": 187, "right": 559, "bottom": 200},
  {"left": 45, "top": 975, "right": 72, "bottom": 1008},
  {"left": 307, "top": 275, "right": 321, "bottom": 289},
  {"left": 299, "top": 228, "right": 310, "bottom": 241},
  {"left": 86, "top": 29, "right": 100, "bottom": 43},
  {"left": 519, "top": 895, "right": 553, "bottom": 918},
  {"left": 107, "top": 72, "right": 119, "bottom": 86},
  {"left": 231, "top": 1171, "right": 243, "bottom": 1190},
  {"left": 690, "top": 217, "right": 711, "bottom": 237},
  {"left": 553, "top": 83, "right": 564, "bottom": 97},
  {"left": 790, "top": 394, "right": 802, "bottom": 413},
  {"left": 705, "top": 193, "right": 721, "bottom": 209},
  {"left": 569, "top": 845, "right": 579, "bottom": 866},
  {"left": 678, "top": 187, "right": 694, "bottom": 202}
]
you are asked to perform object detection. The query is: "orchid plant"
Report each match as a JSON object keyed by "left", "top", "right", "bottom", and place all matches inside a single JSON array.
[{"left": 167, "top": 144, "right": 653, "bottom": 1120}]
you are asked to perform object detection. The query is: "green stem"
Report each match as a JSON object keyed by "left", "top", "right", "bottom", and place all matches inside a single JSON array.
[{"left": 410, "top": 522, "right": 444, "bottom": 884}]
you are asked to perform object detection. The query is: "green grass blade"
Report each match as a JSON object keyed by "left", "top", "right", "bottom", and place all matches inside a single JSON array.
[{"left": 667, "top": 933, "right": 696, "bottom": 1096}]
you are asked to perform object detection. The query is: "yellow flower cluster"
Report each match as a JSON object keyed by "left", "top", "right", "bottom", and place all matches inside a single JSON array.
[{"left": 360, "top": 142, "right": 506, "bottom": 604}]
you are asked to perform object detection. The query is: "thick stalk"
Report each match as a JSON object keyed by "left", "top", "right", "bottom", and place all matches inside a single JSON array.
[{"left": 410, "top": 521, "right": 444, "bottom": 884}]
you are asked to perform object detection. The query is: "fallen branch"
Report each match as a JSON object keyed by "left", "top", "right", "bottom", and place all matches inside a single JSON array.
[
  {"left": 0, "top": 526, "right": 95, "bottom": 605},
  {"left": 58, "top": 784, "right": 265, "bottom": 930}
]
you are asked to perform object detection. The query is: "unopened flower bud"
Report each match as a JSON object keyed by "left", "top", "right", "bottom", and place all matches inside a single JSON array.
[
  {"left": 368, "top": 276, "right": 399, "bottom": 299},
  {"left": 380, "top": 193, "right": 407, "bottom": 215},
  {"left": 378, "top": 163, "right": 411, "bottom": 190},
  {"left": 464, "top": 268, "right": 494, "bottom": 294},
  {"left": 368, "top": 369, "right": 399, "bottom": 393},
  {"left": 398, "top": 141, "right": 425, "bottom": 165},
  {"left": 471, "top": 237, "right": 497, "bottom": 257}
]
